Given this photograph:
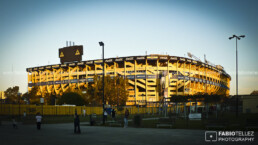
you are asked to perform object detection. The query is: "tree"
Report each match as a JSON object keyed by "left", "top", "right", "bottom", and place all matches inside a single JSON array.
[
  {"left": 44, "top": 93, "right": 57, "bottom": 105},
  {"left": 85, "top": 75, "right": 129, "bottom": 106},
  {"left": 28, "top": 86, "right": 41, "bottom": 104},
  {"left": 170, "top": 95, "right": 188, "bottom": 114},
  {"left": 250, "top": 90, "right": 258, "bottom": 95},
  {"left": 109, "top": 76, "right": 129, "bottom": 106},
  {"left": 21, "top": 92, "right": 29, "bottom": 104},
  {"left": 57, "top": 92, "right": 85, "bottom": 106},
  {"left": 4, "top": 86, "right": 19, "bottom": 104},
  {"left": 202, "top": 94, "right": 222, "bottom": 119},
  {"left": 189, "top": 94, "right": 202, "bottom": 113}
]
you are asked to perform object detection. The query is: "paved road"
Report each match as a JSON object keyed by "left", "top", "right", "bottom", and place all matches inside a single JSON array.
[{"left": 0, "top": 123, "right": 257, "bottom": 145}]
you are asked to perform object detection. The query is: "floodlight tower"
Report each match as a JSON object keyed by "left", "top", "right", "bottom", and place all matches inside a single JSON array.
[{"left": 229, "top": 34, "right": 245, "bottom": 118}]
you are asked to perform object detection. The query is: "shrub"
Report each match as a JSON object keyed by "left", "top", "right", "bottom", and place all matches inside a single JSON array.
[
  {"left": 133, "top": 115, "right": 142, "bottom": 127},
  {"left": 57, "top": 92, "right": 85, "bottom": 106}
]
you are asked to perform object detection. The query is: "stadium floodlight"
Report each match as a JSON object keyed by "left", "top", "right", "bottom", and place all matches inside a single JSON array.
[
  {"left": 99, "top": 41, "right": 104, "bottom": 46},
  {"left": 99, "top": 41, "right": 105, "bottom": 125},
  {"left": 229, "top": 34, "right": 245, "bottom": 118},
  {"left": 229, "top": 36, "right": 234, "bottom": 40}
]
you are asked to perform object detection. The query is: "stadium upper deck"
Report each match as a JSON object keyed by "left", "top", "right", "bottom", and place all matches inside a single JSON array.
[{"left": 27, "top": 54, "right": 231, "bottom": 106}]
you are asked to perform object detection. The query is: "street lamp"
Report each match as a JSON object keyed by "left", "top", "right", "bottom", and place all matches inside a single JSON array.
[
  {"left": 17, "top": 92, "right": 22, "bottom": 118},
  {"left": 229, "top": 34, "right": 245, "bottom": 118},
  {"left": 99, "top": 41, "right": 105, "bottom": 124}
]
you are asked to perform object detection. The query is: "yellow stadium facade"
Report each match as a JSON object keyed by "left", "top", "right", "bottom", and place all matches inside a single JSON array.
[{"left": 27, "top": 54, "right": 231, "bottom": 106}]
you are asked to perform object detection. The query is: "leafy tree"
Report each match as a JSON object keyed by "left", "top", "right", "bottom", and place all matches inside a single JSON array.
[
  {"left": 44, "top": 93, "right": 57, "bottom": 105},
  {"left": 108, "top": 76, "right": 129, "bottom": 106},
  {"left": 85, "top": 75, "right": 129, "bottom": 106},
  {"left": 57, "top": 92, "right": 85, "bottom": 106},
  {"left": 250, "top": 90, "right": 258, "bottom": 95},
  {"left": 21, "top": 92, "right": 30, "bottom": 104},
  {"left": 28, "top": 86, "right": 41, "bottom": 104},
  {"left": 170, "top": 95, "right": 188, "bottom": 114},
  {"left": 4, "top": 86, "right": 19, "bottom": 104}
]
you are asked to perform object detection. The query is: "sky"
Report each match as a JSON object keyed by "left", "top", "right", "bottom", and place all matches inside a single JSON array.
[{"left": 0, "top": 0, "right": 257, "bottom": 95}]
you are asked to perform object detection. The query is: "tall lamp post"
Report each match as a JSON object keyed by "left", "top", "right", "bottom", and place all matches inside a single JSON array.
[
  {"left": 18, "top": 92, "right": 22, "bottom": 118},
  {"left": 99, "top": 41, "right": 105, "bottom": 124},
  {"left": 229, "top": 34, "right": 245, "bottom": 118}
]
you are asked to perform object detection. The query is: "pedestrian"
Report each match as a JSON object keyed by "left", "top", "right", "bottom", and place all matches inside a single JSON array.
[
  {"left": 74, "top": 115, "right": 81, "bottom": 134},
  {"left": 12, "top": 117, "right": 17, "bottom": 129},
  {"left": 104, "top": 109, "right": 108, "bottom": 121},
  {"left": 83, "top": 108, "right": 86, "bottom": 117},
  {"left": 124, "top": 109, "right": 129, "bottom": 128},
  {"left": 23, "top": 111, "right": 26, "bottom": 118},
  {"left": 111, "top": 109, "right": 116, "bottom": 121},
  {"left": 35, "top": 112, "right": 42, "bottom": 130}
]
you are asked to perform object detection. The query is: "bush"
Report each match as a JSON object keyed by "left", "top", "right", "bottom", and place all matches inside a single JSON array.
[
  {"left": 117, "top": 106, "right": 124, "bottom": 112},
  {"left": 133, "top": 115, "right": 142, "bottom": 127},
  {"left": 57, "top": 92, "right": 85, "bottom": 106}
]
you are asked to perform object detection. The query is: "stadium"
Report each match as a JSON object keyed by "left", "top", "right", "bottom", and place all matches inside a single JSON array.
[{"left": 26, "top": 45, "right": 231, "bottom": 106}]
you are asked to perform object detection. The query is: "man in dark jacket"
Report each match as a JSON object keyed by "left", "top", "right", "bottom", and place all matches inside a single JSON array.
[
  {"left": 124, "top": 109, "right": 129, "bottom": 128},
  {"left": 74, "top": 115, "right": 81, "bottom": 134},
  {"left": 111, "top": 109, "right": 116, "bottom": 121}
]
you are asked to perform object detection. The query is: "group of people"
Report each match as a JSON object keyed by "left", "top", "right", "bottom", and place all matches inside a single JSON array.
[
  {"left": 103, "top": 108, "right": 117, "bottom": 121},
  {"left": 11, "top": 108, "right": 130, "bottom": 133},
  {"left": 104, "top": 108, "right": 129, "bottom": 128}
]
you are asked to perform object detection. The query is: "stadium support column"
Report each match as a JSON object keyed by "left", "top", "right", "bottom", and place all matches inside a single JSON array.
[
  {"left": 99, "top": 41, "right": 105, "bottom": 124},
  {"left": 156, "top": 59, "right": 159, "bottom": 106},
  {"left": 189, "top": 63, "right": 191, "bottom": 95},
  {"left": 134, "top": 60, "right": 137, "bottom": 105},
  {"left": 176, "top": 61, "right": 178, "bottom": 95},
  {"left": 183, "top": 62, "right": 185, "bottom": 96},
  {"left": 85, "top": 65, "right": 88, "bottom": 88},
  {"left": 167, "top": 59, "right": 169, "bottom": 101},
  {"left": 145, "top": 59, "right": 148, "bottom": 106}
]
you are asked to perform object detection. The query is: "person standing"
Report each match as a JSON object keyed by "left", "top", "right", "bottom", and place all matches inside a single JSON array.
[
  {"left": 83, "top": 108, "right": 86, "bottom": 117},
  {"left": 23, "top": 111, "right": 26, "bottom": 118},
  {"left": 74, "top": 115, "right": 81, "bottom": 134},
  {"left": 104, "top": 109, "right": 108, "bottom": 121},
  {"left": 23, "top": 111, "right": 26, "bottom": 122},
  {"left": 36, "top": 113, "right": 42, "bottom": 130},
  {"left": 124, "top": 109, "right": 129, "bottom": 128},
  {"left": 111, "top": 109, "right": 116, "bottom": 121}
]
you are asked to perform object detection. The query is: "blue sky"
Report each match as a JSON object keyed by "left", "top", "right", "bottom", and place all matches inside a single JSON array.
[{"left": 0, "top": 0, "right": 257, "bottom": 94}]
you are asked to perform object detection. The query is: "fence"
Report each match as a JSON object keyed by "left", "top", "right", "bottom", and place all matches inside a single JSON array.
[{"left": 0, "top": 104, "right": 184, "bottom": 116}]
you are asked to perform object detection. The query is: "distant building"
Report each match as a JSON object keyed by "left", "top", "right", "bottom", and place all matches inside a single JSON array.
[
  {"left": 0, "top": 91, "right": 5, "bottom": 103},
  {"left": 242, "top": 95, "right": 258, "bottom": 113}
]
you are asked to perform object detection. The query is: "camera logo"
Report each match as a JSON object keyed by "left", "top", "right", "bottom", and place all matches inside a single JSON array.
[{"left": 205, "top": 131, "right": 217, "bottom": 142}]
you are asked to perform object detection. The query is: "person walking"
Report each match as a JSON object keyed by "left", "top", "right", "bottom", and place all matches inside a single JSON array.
[
  {"left": 36, "top": 113, "right": 42, "bottom": 130},
  {"left": 111, "top": 109, "right": 116, "bottom": 121},
  {"left": 12, "top": 117, "right": 18, "bottom": 129},
  {"left": 74, "top": 115, "right": 81, "bottom": 134},
  {"left": 124, "top": 109, "right": 129, "bottom": 128}
]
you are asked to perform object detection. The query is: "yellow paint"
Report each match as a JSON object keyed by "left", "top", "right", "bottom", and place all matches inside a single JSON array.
[
  {"left": 27, "top": 54, "right": 231, "bottom": 106},
  {"left": 75, "top": 49, "right": 80, "bottom": 55},
  {"left": 60, "top": 52, "right": 64, "bottom": 57}
]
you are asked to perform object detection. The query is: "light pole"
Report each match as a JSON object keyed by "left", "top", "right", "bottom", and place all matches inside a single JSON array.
[
  {"left": 99, "top": 41, "right": 105, "bottom": 124},
  {"left": 18, "top": 92, "right": 22, "bottom": 118},
  {"left": 229, "top": 34, "right": 245, "bottom": 118}
]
